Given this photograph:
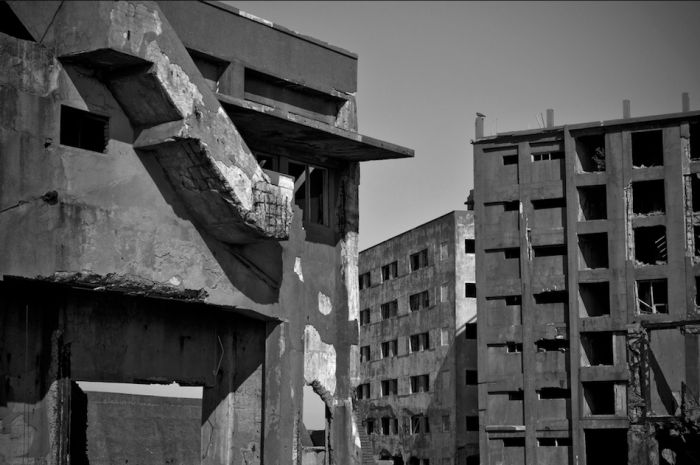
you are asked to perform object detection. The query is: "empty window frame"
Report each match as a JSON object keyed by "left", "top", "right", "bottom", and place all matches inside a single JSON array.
[
  {"left": 532, "top": 198, "right": 566, "bottom": 210},
  {"left": 465, "top": 416, "right": 479, "bottom": 432},
  {"left": 357, "top": 383, "right": 370, "bottom": 400},
  {"left": 409, "top": 332, "right": 430, "bottom": 353},
  {"left": 381, "top": 416, "right": 398, "bottom": 435},
  {"left": 381, "top": 339, "right": 398, "bottom": 358},
  {"left": 411, "top": 415, "right": 430, "bottom": 434},
  {"left": 692, "top": 174, "right": 700, "bottom": 212},
  {"left": 465, "top": 239, "right": 475, "bottom": 254},
  {"left": 537, "top": 388, "right": 570, "bottom": 399},
  {"left": 579, "top": 282, "right": 610, "bottom": 317},
  {"left": 360, "top": 345, "right": 371, "bottom": 363},
  {"left": 507, "top": 342, "right": 523, "bottom": 353},
  {"left": 579, "top": 233, "right": 609, "bottom": 269},
  {"left": 503, "top": 437, "right": 525, "bottom": 447},
  {"left": 634, "top": 226, "right": 667, "bottom": 265},
  {"left": 691, "top": 121, "right": 700, "bottom": 160},
  {"left": 381, "top": 379, "right": 398, "bottom": 396},
  {"left": 360, "top": 308, "right": 370, "bottom": 326},
  {"left": 632, "top": 180, "right": 665, "bottom": 215},
  {"left": 381, "top": 300, "right": 398, "bottom": 320},
  {"left": 366, "top": 418, "right": 375, "bottom": 434},
  {"left": 636, "top": 279, "right": 668, "bottom": 314},
  {"left": 578, "top": 185, "right": 607, "bottom": 220},
  {"left": 532, "top": 151, "right": 563, "bottom": 161},
  {"left": 581, "top": 332, "right": 614, "bottom": 366},
  {"left": 582, "top": 381, "right": 616, "bottom": 415},
  {"left": 410, "top": 374, "right": 430, "bottom": 394},
  {"left": 535, "top": 339, "right": 568, "bottom": 352},
  {"left": 409, "top": 290, "right": 430, "bottom": 311},
  {"left": 359, "top": 272, "right": 371, "bottom": 290},
  {"left": 464, "top": 323, "right": 477, "bottom": 339},
  {"left": 533, "top": 244, "right": 567, "bottom": 257},
  {"left": 575, "top": 134, "right": 606, "bottom": 172},
  {"left": 465, "top": 283, "right": 476, "bottom": 298},
  {"left": 537, "top": 438, "right": 571, "bottom": 447},
  {"left": 465, "top": 370, "right": 478, "bottom": 386},
  {"left": 410, "top": 249, "right": 429, "bottom": 272},
  {"left": 503, "top": 154, "right": 518, "bottom": 165},
  {"left": 632, "top": 130, "right": 664, "bottom": 168},
  {"left": 60, "top": 106, "right": 109, "bottom": 153},
  {"left": 381, "top": 261, "right": 398, "bottom": 281}
]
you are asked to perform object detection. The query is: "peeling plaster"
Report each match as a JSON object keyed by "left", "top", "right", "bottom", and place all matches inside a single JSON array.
[
  {"left": 303, "top": 325, "right": 336, "bottom": 396},
  {"left": 109, "top": 1, "right": 162, "bottom": 53},
  {"left": 294, "top": 257, "right": 304, "bottom": 282},
  {"left": 318, "top": 291, "right": 332, "bottom": 315},
  {"left": 145, "top": 41, "right": 203, "bottom": 118}
]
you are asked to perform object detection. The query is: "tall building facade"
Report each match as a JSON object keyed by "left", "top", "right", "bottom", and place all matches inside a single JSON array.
[
  {"left": 0, "top": 2, "right": 412, "bottom": 464},
  {"left": 357, "top": 211, "right": 478, "bottom": 465},
  {"left": 473, "top": 107, "right": 700, "bottom": 465}
]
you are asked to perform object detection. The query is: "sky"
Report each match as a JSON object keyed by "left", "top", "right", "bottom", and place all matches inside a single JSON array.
[{"left": 229, "top": 1, "right": 700, "bottom": 250}]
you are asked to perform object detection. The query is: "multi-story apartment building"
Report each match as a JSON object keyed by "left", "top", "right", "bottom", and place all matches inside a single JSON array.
[
  {"left": 0, "top": 2, "right": 411, "bottom": 464},
  {"left": 473, "top": 103, "right": 700, "bottom": 465},
  {"left": 357, "top": 211, "right": 478, "bottom": 465}
]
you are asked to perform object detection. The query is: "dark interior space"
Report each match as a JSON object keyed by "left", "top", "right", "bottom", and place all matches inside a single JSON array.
[
  {"left": 578, "top": 185, "right": 607, "bottom": 220},
  {"left": 632, "top": 180, "right": 665, "bottom": 215},
  {"left": 632, "top": 130, "right": 664, "bottom": 168},
  {"left": 585, "top": 429, "right": 627, "bottom": 464},
  {"left": 575, "top": 134, "right": 606, "bottom": 172},
  {"left": 634, "top": 226, "right": 667, "bottom": 265},
  {"left": 583, "top": 382, "right": 615, "bottom": 415},
  {"left": 581, "top": 332, "right": 614, "bottom": 366},
  {"left": 579, "top": 233, "right": 609, "bottom": 269},
  {"left": 579, "top": 282, "right": 610, "bottom": 317},
  {"left": 60, "top": 105, "right": 109, "bottom": 153}
]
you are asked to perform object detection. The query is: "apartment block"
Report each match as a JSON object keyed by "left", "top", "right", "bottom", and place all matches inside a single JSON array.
[
  {"left": 0, "top": 2, "right": 412, "bottom": 464},
  {"left": 473, "top": 104, "right": 700, "bottom": 465},
  {"left": 357, "top": 211, "right": 478, "bottom": 465}
]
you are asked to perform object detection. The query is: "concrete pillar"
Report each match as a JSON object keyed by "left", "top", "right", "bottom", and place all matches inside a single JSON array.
[
  {"left": 475, "top": 113, "right": 485, "bottom": 139},
  {"left": 546, "top": 108, "right": 554, "bottom": 128},
  {"left": 683, "top": 92, "right": 690, "bottom": 112},
  {"left": 623, "top": 100, "right": 631, "bottom": 119}
]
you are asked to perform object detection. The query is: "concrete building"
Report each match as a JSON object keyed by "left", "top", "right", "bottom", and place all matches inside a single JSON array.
[
  {"left": 0, "top": 2, "right": 412, "bottom": 464},
  {"left": 356, "top": 211, "right": 478, "bottom": 465},
  {"left": 473, "top": 102, "right": 700, "bottom": 465}
]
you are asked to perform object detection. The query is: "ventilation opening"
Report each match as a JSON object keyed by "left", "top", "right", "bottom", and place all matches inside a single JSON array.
[
  {"left": 579, "top": 282, "right": 610, "bottom": 317},
  {"left": 634, "top": 226, "right": 667, "bottom": 265},
  {"left": 532, "top": 198, "right": 566, "bottom": 210},
  {"left": 575, "top": 134, "right": 606, "bottom": 172},
  {"left": 632, "top": 180, "right": 665, "bottom": 215},
  {"left": 578, "top": 185, "right": 607, "bottom": 220},
  {"left": 579, "top": 233, "right": 608, "bottom": 269},
  {"left": 538, "top": 388, "right": 570, "bottom": 399},
  {"left": 535, "top": 339, "right": 568, "bottom": 352},
  {"left": 632, "top": 130, "right": 664, "bottom": 168},
  {"left": 585, "top": 429, "right": 627, "bottom": 464},
  {"left": 636, "top": 279, "right": 668, "bottom": 314},
  {"left": 692, "top": 174, "right": 700, "bottom": 212},
  {"left": 60, "top": 106, "right": 109, "bottom": 153},
  {"left": 186, "top": 48, "right": 227, "bottom": 93},
  {"left": 581, "top": 332, "right": 614, "bottom": 366},
  {"left": 691, "top": 122, "right": 700, "bottom": 160},
  {"left": 582, "top": 382, "right": 615, "bottom": 415},
  {"left": 74, "top": 381, "right": 203, "bottom": 465},
  {"left": 0, "top": 2, "right": 34, "bottom": 41},
  {"left": 465, "top": 239, "right": 475, "bottom": 253},
  {"left": 533, "top": 244, "right": 567, "bottom": 257}
]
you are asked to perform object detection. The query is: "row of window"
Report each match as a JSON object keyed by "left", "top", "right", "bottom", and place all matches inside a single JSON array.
[
  {"left": 360, "top": 330, "right": 451, "bottom": 363},
  {"left": 366, "top": 414, "right": 437, "bottom": 436},
  {"left": 357, "top": 374, "right": 430, "bottom": 399}
]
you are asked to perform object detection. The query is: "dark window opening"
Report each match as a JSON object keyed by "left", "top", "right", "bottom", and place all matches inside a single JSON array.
[
  {"left": 538, "top": 388, "right": 570, "bottom": 399},
  {"left": 501, "top": 247, "right": 519, "bottom": 259},
  {"left": 505, "top": 295, "right": 522, "bottom": 306},
  {"left": 692, "top": 174, "right": 700, "bottom": 212},
  {"left": 465, "top": 283, "right": 476, "bottom": 298},
  {"left": 579, "top": 282, "right": 610, "bottom": 317},
  {"left": 0, "top": 2, "right": 34, "bottom": 41},
  {"left": 381, "top": 300, "right": 398, "bottom": 320},
  {"left": 537, "top": 437, "right": 571, "bottom": 447},
  {"left": 504, "top": 201, "right": 519, "bottom": 211},
  {"left": 465, "top": 370, "right": 478, "bottom": 386},
  {"left": 576, "top": 134, "right": 606, "bottom": 172},
  {"left": 585, "top": 429, "right": 627, "bottom": 465},
  {"left": 508, "top": 390, "right": 524, "bottom": 400},
  {"left": 381, "top": 261, "right": 398, "bottom": 281},
  {"left": 411, "top": 415, "right": 430, "bottom": 434},
  {"left": 381, "top": 417, "right": 398, "bottom": 436},
  {"left": 410, "top": 375, "right": 430, "bottom": 394},
  {"left": 532, "top": 151, "right": 564, "bottom": 161},
  {"left": 360, "top": 345, "right": 370, "bottom": 363},
  {"left": 695, "top": 226, "right": 700, "bottom": 257},
  {"left": 632, "top": 130, "right": 664, "bottom": 168},
  {"left": 506, "top": 342, "right": 523, "bottom": 353},
  {"left": 637, "top": 279, "right": 668, "bottom": 314},
  {"left": 583, "top": 382, "right": 615, "bottom": 415},
  {"left": 535, "top": 339, "right": 568, "bottom": 352},
  {"left": 696, "top": 276, "right": 700, "bottom": 307},
  {"left": 632, "top": 180, "right": 665, "bottom": 215},
  {"left": 464, "top": 323, "right": 477, "bottom": 339},
  {"left": 691, "top": 122, "right": 700, "bottom": 160},
  {"left": 360, "top": 308, "right": 370, "bottom": 326},
  {"left": 533, "top": 244, "right": 567, "bottom": 257},
  {"left": 466, "top": 456, "right": 479, "bottom": 465},
  {"left": 409, "top": 290, "right": 430, "bottom": 311},
  {"left": 60, "top": 106, "right": 108, "bottom": 153},
  {"left": 366, "top": 419, "right": 375, "bottom": 435},
  {"left": 503, "top": 437, "right": 525, "bottom": 447},
  {"left": 357, "top": 383, "right": 370, "bottom": 400},
  {"left": 187, "top": 48, "right": 227, "bottom": 92},
  {"left": 581, "top": 332, "right": 614, "bottom": 366},
  {"left": 410, "top": 249, "right": 429, "bottom": 272},
  {"left": 534, "top": 291, "right": 567, "bottom": 304},
  {"left": 532, "top": 198, "right": 566, "bottom": 210},
  {"left": 359, "top": 272, "right": 371, "bottom": 290},
  {"left": 634, "top": 226, "right": 667, "bottom": 265},
  {"left": 465, "top": 239, "right": 475, "bottom": 254},
  {"left": 465, "top": 416, "right": 479, "bottom": 432},
  {"left": 409, "top": 333, "right": 429, "bottom": 353},
  {"left": 503, "top": 154, "right": 518, "bottom": 165},
  {"left": 381, "top": 379, "right": 398, "bottom": 396},
  {"left": 579, "top": 233, "right": 609, "bottom": 269},
  {"left": 578, "top": 185, "right": 607, "bottom": 220}
]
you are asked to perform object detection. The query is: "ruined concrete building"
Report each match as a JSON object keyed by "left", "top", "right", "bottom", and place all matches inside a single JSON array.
[
  {"left": 356, "top": 211, "right": 478, "bottom": 465},
  {"left": 473, "top": 103, "right": 700, "bottom": 465},
  {"left": 0, "top": 1, "right": 412, "bottom": 464}
]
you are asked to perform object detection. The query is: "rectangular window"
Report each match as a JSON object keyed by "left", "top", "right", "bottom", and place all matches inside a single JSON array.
[
  {"left": 381, "top": 417, "right": 397, "bottom": 435},
  {"left": 464, "top": 323, "right": 477, "bottom": 339},
  {"left": 637, "top": 279, "right": 668, "bottom": 314},
  {"left": 381, "top": 339, "right": 398, "bottom": 358},
  {"left": 381, "top": 300, "right": 398, "bottom": 320},
  {"left": 409, "top": 290, "right": 430, "bottom": 311},
  {"left": 366, "top": 418, "right": 375, "bottom": 434},
  {"left": 465, "top": 370, "right": 477, "bottom": 386},
  {"left": 60, "top": 105, "right": 109, "bottom": 153},
  {"left": 632, "top": 130, "right": 664, "bottom": 167},
  {"left": 359, "top": 272, "right": 371, "bottom": 290},
  {"left": 465, "top": 239, "right": 475, "bottom": 254},
  {"left": 507, "top": 342, "right": 523, "bottom": 353},
  {"left": 360, "top": 308, "right": 371, "bottom": 326},
  {"left": 465, "top": 283, "right": 476, "bottom": 298},
  {"left": 381, "top": 261, "right": 398, "bottom": 281},
  {"left": 465, "top": 416, "right": 479, "bottom": 431},
  {"left": 360, "top": 345, "right": 371, "bottom": 363},
  {"left": 381, "top": 379, "right": 398, "bottom": 396},
  {"left": 410, "top": 374, "right": 430, "bottom": 393},
  {"left": 532, "top": 151, "right": 563, "bottom": 161},
  {"left": 409, "top": 332, "right": 430, "bottom": 353},
  {"left": 503, "top": 154, "right": 518, "bottom": 165},
  {"left": 410, "top": 249, "right": 429, "bottom": 272},
  {"left": 411, "top": 415, "right": 430, "bottom": 434},
  {"left": 357, "top": 383, "right": 370, "bottom": 400}
]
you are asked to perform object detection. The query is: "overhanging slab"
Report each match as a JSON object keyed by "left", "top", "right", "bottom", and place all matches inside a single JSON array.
[{"left": 218, "top": 93, "right": 414, "bottom": 162}]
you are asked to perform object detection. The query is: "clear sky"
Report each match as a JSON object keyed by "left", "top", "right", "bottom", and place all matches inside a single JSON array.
[{"left": 229, "top": 1, "right": 700, "bottom": 251}]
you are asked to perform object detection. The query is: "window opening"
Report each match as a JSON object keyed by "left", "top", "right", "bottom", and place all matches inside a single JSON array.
[
  {"left": 634, "top": 226, "right": 667, "bottom": 265},
  {"left": 411, "top": 415, "right": 430, "bottom": 434},
  {"left": 636, "top": 279, "right": 668, "bottom": 314},
  {"left": 381, "top": 261, "right": 398, "bottom": 281},
  {"left": 532, "top": 198, "right": 566, "bottom": 209},
  {"left": 579, "top": 233, "right": 609, "bottom": 269},
  {"left": 575, "top": 134, "right": 606, "bottom": 172},
  {"left": 60, "top": 106, "right": 109, "bottom": 153},
  {"left": 632, "top": 130, "right": 664, "bottom": 167},
  {"left": 538, "top": 388, "right": 570, "bottom": 399},
  {"left": 578, "top": 185, "right": 607, "bottom": 220},
  {"left": 464, "top": 323, "right": 477, "bottom": 339},
  {"left": 465, "top": 283, "right": 476, "bottom": 298},
  {"left": 533, "top": 244, "right": 567, "bottom": 257},
  {"left": 410, "top": 375, "right": 430, "bottom": 393},
  {"left": 409, "top": 290, "right": 430, "bottom": 311},
  {"left": 410, "top": 249, "right": 429, "bottom": 271},
  {"left": 532, "top": 151, "right": 563, "bottom": 161},
  {"left": 357, "top": 383, "right": 370, "bottom": 400},
  {"left": 465, "top": 239, "right": 475, "bottom": 254},
  {"left": 465, "top": 416, "right": 479, "bottom": 432},
  {"left": 381, "top": 379, "right": 398, "bottom": 396},
  {"left": 632, "top": 180, "right": 665, "bottom": 215},
  {"left": 359, "top": 308, "right": 370, "bottom": 326},
  {"left": 360, "top": 345, "right": 370, "bottom": 363},
  {"left": 508, "top": 390, "right": 524, "bottom": 400},
  {"left": 535, "top": 339, "right": 568, "bottom": 352},
  {"left": 442, "top": 415, "right": 450, "bottom": 432},
  {"left": 504, "top": 201, "right": 520, "bottom": 211},
  {"left": 503, "top": 154, "right": 518, "bottom": 165},
  {"left": 579, "top": 282, "right": 610, "bottom": 317},
  {"left": 359, "top": 272, "right": 371, "bottom": 290},
  {"left": 506, "top": 342, "right": 523, "bottom": 353},
  {"left": 409, "top": 332, "right": 430, "bottom": 352},
  {"left": 582, "top": 382, "right": 616, "bottom": 415},
  {"left": 381, "top": 340, "right": 398, "bottom": 358},
  {"left": 581, "top": 332, "right": 614, "bottom": 366},
  {"left": 381, "top": 300, "right": 398, "bottom": 320},
  {"left": 691, "top": 122, "right": 700, "bottom": 160}
]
